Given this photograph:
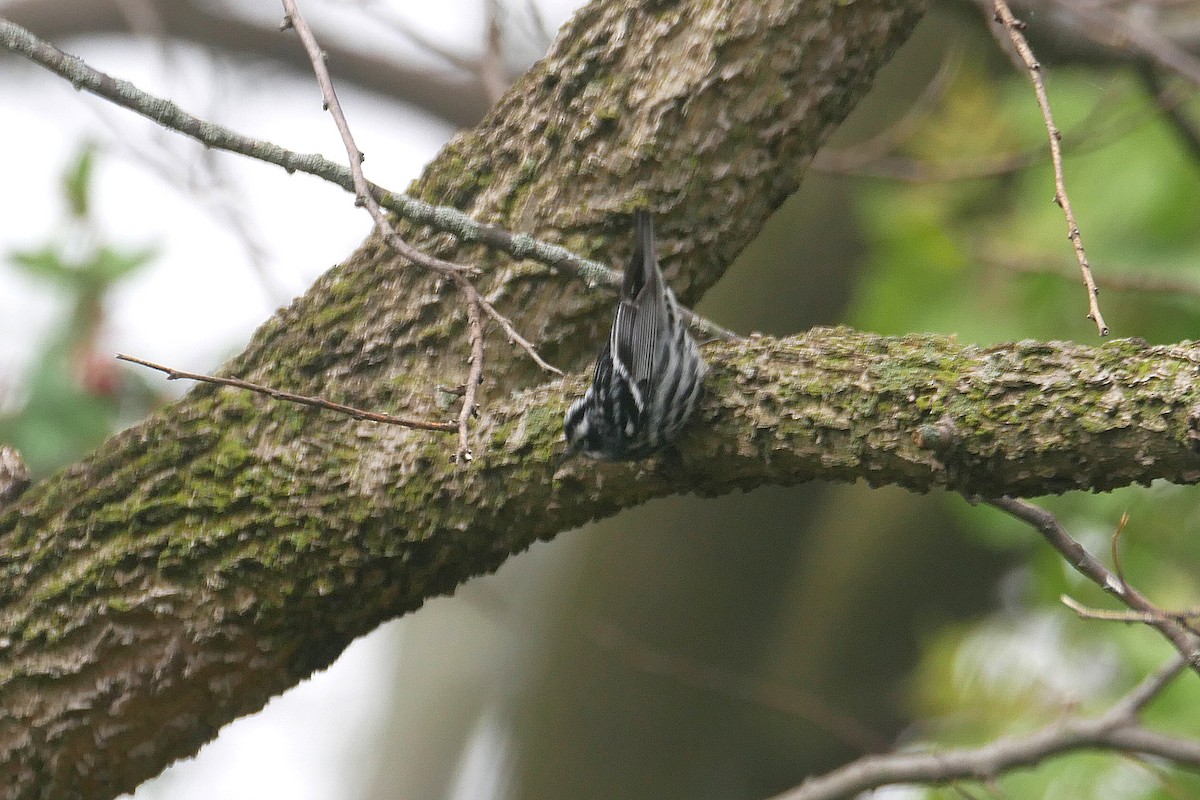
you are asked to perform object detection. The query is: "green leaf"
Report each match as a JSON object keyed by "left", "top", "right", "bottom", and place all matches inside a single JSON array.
[
  {"left": 88, "top": 245, "right": 159, "bottom": 284},
  {"left": 8, "top": 244, "right": 73, "bottom": 282},
  {"left": 63, "top": 142, "right": 98, "bottom": 218}
]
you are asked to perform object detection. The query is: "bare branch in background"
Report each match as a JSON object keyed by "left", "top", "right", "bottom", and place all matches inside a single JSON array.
[
  {"left": 1041, "top": 0, "right": 1200, "bottom": 87},
  {"left": 979, "top": 249, "right": 1200, "bottom": 301},
  {"left": 73, "top": 1, "right": 292, "bottom": 303},
  {"left": 1139, "top": 65, "right": 1200, "bottom": 166},
  {"left": 335, "top": 0, "right": 479, "bottom": 74},
  {"left": 589, "top": 620, "right": 890, "bottom": 755},
  {"left": 89, "top": 107, "right": 290, "bottom": 305},
  {"left": 768, "top": 655, "right": 1197, "bottom": 800},
  {"left": 0, "top": 0, "right": 492, "bottom": 126},
  {"left": 110, "top": 0, "right": 165, "bottom": 38},
  {"left": 814, "top": 71, "right": 1181, "bottom": 184},
  {"left": 989, "top": 497, "right": 1200, "bottom": 673},
  {"left": 334, "top": 0, "right": 520, "bottom": 106},
  {"left": 523, "top": 0, "right": 555, "bottom": 49},
  {"left": 812, "top": 46, "right": 962, "bottom": 173}
]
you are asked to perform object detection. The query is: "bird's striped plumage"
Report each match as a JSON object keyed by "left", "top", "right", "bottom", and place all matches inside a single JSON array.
[{"left": 563, "top": 210, "right": 706, "bottom": 461}]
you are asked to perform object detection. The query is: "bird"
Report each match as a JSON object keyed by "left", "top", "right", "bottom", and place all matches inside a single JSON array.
[{"left": 562, "top": 209, "right": 707, "bottom": 461}]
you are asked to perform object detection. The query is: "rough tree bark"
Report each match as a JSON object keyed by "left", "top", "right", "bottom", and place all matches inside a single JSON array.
[{"left": 11, "top": 0, "right": 1195, "bottom": 797}]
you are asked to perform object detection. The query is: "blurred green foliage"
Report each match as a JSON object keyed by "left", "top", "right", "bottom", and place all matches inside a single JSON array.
[
  {"left": 844, "top": 60, "right": 1200, "bottom": 798},
  {"left": 851, "top": 65, "right": 1200, "bottom": 343},
  {"left": 0, "top": 144, "right": 159, "bottom": 477}
]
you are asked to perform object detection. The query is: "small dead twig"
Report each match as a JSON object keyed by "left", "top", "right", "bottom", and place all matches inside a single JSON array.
[
  {"left": 1111, "top": 510, "right": 1129, "bottom": 588},
  {"left": 476, "top": 294, "right": 561, "bottom": 375},
  {"left": 455, "top": 290, "right": 486, "bottom": 462},
  {"left": 988, "top": 497, "right": 1200, "bottom": 675},
  {"left": 989, "top": 0, "right": 1109, "bottom": 337},
  {"left": 279, "top": 0, "right": 560, "bottom": 460},
  {"left": 1060, "top": 595, "right": 1200, "bottom": 627},
  {"left": 115, "top": 354, "right": 455, "bottom": 432}
]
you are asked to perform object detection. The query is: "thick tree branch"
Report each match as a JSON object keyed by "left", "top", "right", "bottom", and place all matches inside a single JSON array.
[
  {"left": 6, "top": 2, "right": 1200, "bottom": 798},
  {"left": 6, "top": 327, "right": 1200, "bottom": 796},
  {"left": 0, "top": 0, "right": 936, "bottom": 796}
]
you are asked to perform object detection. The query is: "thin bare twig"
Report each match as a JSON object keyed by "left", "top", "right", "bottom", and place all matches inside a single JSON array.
[
  {"left": 0, "top": 16, "right": 737, "bottom": 342},
  {"left": 1060, "top": 595, "right": 1200, "bottom": 627},
  {"left": 115, "top": 354, "right": 456, "bottom": 431},
  {"left": 279, "top": 2, "right": 475, "bottom": 278},
  {"left": 455, "top": 291, "right": 486, "bottom": 462},
  {"left": 988, "top": 497, "right": 1200, "bottom": 675},
  {"left": 476, "top": 295, "right": 561, "bottom": 375},
  {"left": 1111, "top": 510, "right": 1129, "bottom": 587},
  {"left": 989, "top": 0, "right": 1109, "bottom": 337},
  {"left": 279, "top": 0, "right": 557, "bottom": 458}
]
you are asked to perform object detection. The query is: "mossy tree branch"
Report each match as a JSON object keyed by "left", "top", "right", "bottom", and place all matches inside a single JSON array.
[
  {"left": 6, "top": 325, "right": 1200, "bottom": 795},
  {"left": 0, "top": 0, "right": 964, "bottom": 797}
]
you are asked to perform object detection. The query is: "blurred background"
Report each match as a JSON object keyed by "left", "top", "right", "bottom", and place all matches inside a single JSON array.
[{"left": 2, "top": 0, "right": 1200, "bottom": 798}]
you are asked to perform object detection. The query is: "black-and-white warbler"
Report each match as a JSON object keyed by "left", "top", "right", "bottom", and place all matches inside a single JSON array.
[{"left": 562, "top": 209, "right": 707, "bottom": 461}]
